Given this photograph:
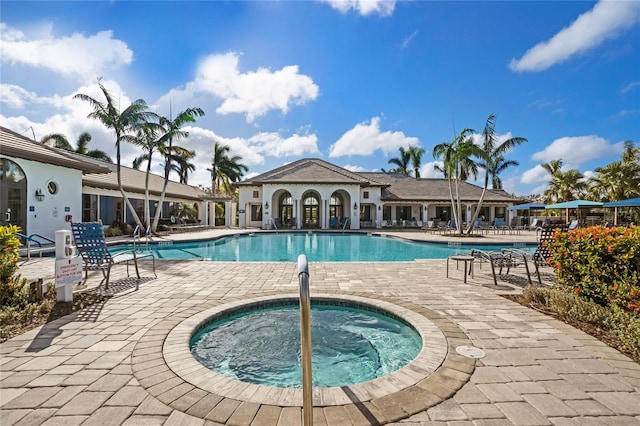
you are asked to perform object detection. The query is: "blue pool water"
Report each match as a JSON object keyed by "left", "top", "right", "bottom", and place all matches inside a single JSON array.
[
  {"left": 190, "top": 303, "right": 422, "bottom": 388},
  {"left": 113, "top": 232, "right": 532, "bottom": 262}
]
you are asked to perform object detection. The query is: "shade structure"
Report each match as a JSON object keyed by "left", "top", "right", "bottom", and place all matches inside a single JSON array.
[
  {"left": 602, "top": 197, "right": 640, "bottom": 208},
  {"left": 602, "top": 198, "right": 640, "bottom": 225},
  {"left": 544, "top": 200, "right": 604, "bottom": 225},
  {"left": 544, "top": 200, "right": 603, "bottom": 209},
  {"left": 507, "top": 202, "right": 546, "bottom": 211}
]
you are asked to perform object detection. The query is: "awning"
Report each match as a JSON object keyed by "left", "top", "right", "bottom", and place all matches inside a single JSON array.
[
  {"left": 506, "top": 202, "right": 546, "bottom": 211},
  {"left": 545, "top": 200, "right": 603, "bottom": 209},
  {"left": 603, "top": 197, "right": 640, "bottom": 208}
]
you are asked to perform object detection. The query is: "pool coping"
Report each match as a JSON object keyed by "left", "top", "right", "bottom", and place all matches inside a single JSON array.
[{"left": 131, "top": 291, "right": 477, "bottom": 424}]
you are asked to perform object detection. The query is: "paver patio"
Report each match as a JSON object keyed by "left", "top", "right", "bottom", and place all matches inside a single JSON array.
[{"left": 2, "top": 229, "right": 639, "bottom": 425}]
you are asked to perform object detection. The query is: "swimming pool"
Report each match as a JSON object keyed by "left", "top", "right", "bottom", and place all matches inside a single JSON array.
[
  {"left": 190, "top": 301, "right": 422, "bottom": 388},
  {"left": 113, "top": 232, "right": 533, "bottom": 261}
]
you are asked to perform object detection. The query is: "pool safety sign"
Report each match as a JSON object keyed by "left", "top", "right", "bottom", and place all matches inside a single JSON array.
[{"left": 55, "top": 257, "right": 83, "bottom": 288}]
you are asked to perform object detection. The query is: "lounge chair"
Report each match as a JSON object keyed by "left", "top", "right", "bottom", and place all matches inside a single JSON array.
[
  {"left": 567, "top": 219, "right": 579, "bottom": 230},
  {"left": 471, "top": 248, "right": 533, "bottom": 286},
  {"left": 71, "top": 222, "right": 156, "bottom": 290},
  {"left": 470, "top": 249, "right": 510, "bottom": 285}
]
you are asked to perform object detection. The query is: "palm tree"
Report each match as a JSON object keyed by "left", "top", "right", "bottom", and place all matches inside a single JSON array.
[
  {"left": 387, "top": 147, "right": 411, "bottom": 175},
  {"left": 207, "top": 141, "right": 248, "bottom": 196},
  {"left": 433, "top": 129, "right": 482, "bottom": 235},
  {"left": 587, "top": 161, "right": 632, "bottom": 201},
  {"left": 151, "top": 107, "right": 205, "bottom": 233},
  {"left": 170, "top": 149, "right": 196, "bottom": 184},
  {"left": 467, "top": 113, "right": 527, "bottom": 232},
  {"left": 408, "top": 145, "right": 426, "bottom": 178},
  {"left": 543, "top": 165, "right": 586, "bottom": 203},
  {"left": 588, "top": 140, "right": 640, "bottom": 201},
  {"left": 541, "top": 159, "right": 563, "bottom": 178},
  {"left": 487, "top": 155, "right": 518, "bottom": 190},
  {"left": 74, "top": 79, "right": 156, "bottom": 229},
  {"left": 41, "top": 132, "right": 113, "bottom": 163},
  {"left": 127, "top": 123, "right": 163, "bottom": 227}
]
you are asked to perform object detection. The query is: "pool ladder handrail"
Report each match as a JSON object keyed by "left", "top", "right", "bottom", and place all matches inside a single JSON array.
[
  {"left": 267, "top": 218, "right": 278, "bottom": 233},
  {"left": 16, "top": 232, "right": 55, "bottom": 259},
  {"left": 297, "top": 254, "right": 313, "bottom": 426},
  {"left": 132, "top": 225, "right": 150, "bottom": 248},
  {"left": 342, "top": 218, "right": 351, "bottom": 233}
]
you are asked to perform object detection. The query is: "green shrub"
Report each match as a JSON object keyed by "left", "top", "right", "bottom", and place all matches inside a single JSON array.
[
  {"left": 0, "top": 225, "right": 30, "bottom": 308},
  {"left": 0, "top": 225, "right": 21, "bottom": 283},
  {"left": 548, "top": 225, "right": 640, "bottom": 314},
  {"left": 104, "top": 226, "right": 123, "bottom": 237},
  {"left": 523, "top": 286, "right": 640, "bottom": 359}
]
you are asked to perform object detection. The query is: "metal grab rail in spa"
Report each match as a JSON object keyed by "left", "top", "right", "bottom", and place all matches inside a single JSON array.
[{"left": 297, "top": 254, "right": 313, "bottom": 426}]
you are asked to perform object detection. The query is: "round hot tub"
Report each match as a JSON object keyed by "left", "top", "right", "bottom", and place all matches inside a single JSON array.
[{"left": 190, "top": 300, "right": 422, "bottom": 388}]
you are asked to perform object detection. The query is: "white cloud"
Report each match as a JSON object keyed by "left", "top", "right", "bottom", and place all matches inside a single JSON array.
[
  {"left": 419, "top": 161, "right": 443, "bottom": 178},
  {"left": 0, "top": 84, "right": 38, "bottom": 109},
  {"left": 521, "top": 165, "right": 550, "bottom": 184},
  {"left": 342, "top": 164, "right": 367, "bottom": 172},
  {"left": 621, "top": 81, "right": 640, "bottom": 94},
  {"left": 531, "top": 135, "right": 624, "bottom": 165},
  {"left": 248, "top": 131, "right": 320, "bottom": 158},
  {"left": 328, "top": 116, "right": 419, "bottom": 157},
  {"left": 319, "top": 0, "right": 396, "bottom": 17},
  {"left": 0, "top": 23, "right": 133, "bottom": 82},
  {"left": 469, "top": 131, "right": 514, "bottom": 147},
  {"left": 509, "top": 1, "right": 640, "bottom": 72},
  {"left": 164, "top": 52, "right": 319, "bottom": 122},
  {"left": 402, "top": 30, "right": 418, "bottom": 49},
  {"left": 179, "top": 126, "right": 322, "bottom": 188}
]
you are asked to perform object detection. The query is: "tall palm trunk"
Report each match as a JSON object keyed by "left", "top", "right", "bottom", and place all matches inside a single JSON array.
[
  {"left": 151, "top": 135, "right": 174, "bottom": 233},
  {"left": 116, "top": 132, "right": 143, "bottom": 230}
]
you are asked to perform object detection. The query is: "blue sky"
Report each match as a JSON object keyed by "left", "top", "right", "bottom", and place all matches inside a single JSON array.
[{"left": 1, "top": 0, "right": 639, "bottom": 196}]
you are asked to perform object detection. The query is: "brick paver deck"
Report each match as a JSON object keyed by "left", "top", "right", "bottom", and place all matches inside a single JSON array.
[{"left": 2, "top": 229, "right": 638, "bottom": 425}]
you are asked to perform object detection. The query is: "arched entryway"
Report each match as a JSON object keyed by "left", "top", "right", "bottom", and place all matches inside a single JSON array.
[
  {"left": 302, "top": 191, "right": 321, "bottom": 228},
  {"left": 0, "top": 158, "right": 27, "bottom": 233},
  {"left": 329, "top": 191, "right": 347, "bottom": 228},
  {"left": 278, "top": 192, "right": 294, "bottom": 229}
]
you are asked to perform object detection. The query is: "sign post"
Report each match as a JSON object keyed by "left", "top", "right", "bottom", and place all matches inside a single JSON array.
[{"left": 54, "top": 230, "right": 81, "bottom": 302}]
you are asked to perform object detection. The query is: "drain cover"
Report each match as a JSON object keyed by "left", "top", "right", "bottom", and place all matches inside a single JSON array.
[{"left": 456, "top": 345, "right": 486, "bottom": 359}]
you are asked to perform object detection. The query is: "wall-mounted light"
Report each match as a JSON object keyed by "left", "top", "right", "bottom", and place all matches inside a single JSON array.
[
  {"left": 378, "top": 205, "right": 381, "bottom": 211},
  {"left": 354, "top": 202, "right": 358, "bottom": 210},
  {"left": 35, "top": 188, "right": 45, "bottom": 202},
  {"left": 265, "top": 201, "right": 269, "bottom": 210},
  {"left": 424, "top": 205, "right": 427, "bottom": 211}
]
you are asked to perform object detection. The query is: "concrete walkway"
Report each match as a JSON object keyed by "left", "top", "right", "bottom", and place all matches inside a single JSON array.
[{"left": 2, "top": 230, "right": 639, "bottom": 425}]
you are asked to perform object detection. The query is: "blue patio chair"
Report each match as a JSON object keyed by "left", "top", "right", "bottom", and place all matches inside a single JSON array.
[
  {"left": 568, "top": 219, "right": 579, "bottom": 231},
  {"left": 71, "top": 222, "right": 156, "bottom": 290}
]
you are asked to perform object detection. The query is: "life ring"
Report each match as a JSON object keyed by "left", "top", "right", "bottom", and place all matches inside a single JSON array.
[{"left": 170, "top": 215, "right": 176, "bottom": 224}]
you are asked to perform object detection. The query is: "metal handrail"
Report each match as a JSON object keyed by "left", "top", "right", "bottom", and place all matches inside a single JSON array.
[
  {"left": 132, "top": 225, "right": 150, "bottom": 248},
  {"left": 342, "top": 218, "right": 351, "bottom": 233},
  {"left": 16, "top": 232, "right": 55, "bottom": 259},
  {"left": 297, "top": 254, "right": 313, "bottom": 426},
  {"left": 267, "top": 218, "right": 279, "bottom": 233}
]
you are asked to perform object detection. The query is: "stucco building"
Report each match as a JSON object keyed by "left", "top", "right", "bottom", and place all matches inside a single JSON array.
[{"left": 235, "top": 158, "right": 516, "bottom": 230}]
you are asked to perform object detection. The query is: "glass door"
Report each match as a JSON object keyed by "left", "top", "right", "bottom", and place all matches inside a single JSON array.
[{"left": 0, "top": 159, "right": 27, "bottom": 232}]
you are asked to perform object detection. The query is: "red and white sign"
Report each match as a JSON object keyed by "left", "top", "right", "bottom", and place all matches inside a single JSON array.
[{"left": 55, "top": 257, "right": 83, "bottom": 288}]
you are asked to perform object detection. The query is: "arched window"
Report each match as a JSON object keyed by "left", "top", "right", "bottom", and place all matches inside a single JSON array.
[
  {"left": 279, "top": 192, "right": 293, "bottom": 228},
  {"left": 0, "top": 158, "right": 27, "bottom": 232},
  {"left": 329, "top": 194, "right": 344, "bottom": 226},
  {"left": 302, "top": 192, "right": 320, "bottom": 228},
  {"left": 303, "top": 196, "right": 318, "bottom": 205}
]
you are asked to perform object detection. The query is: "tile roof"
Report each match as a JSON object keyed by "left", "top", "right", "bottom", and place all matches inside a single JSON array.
[
  {"left": 65, "top": 152, "right": 221, "bottom": 201},
  {"left": 1, "top": 126, "right": 223, "bottom": 202},
  {"left": 237, "top": 158, "right": 384, "bottom": 186},
  {"left": 359, "top": 172, "right": 515, "bottom": 203},
  {"left": 238, "top": 158, "right": 514, "bottom": 204},
  {"left": 0, "top": 126, "right": 110, "bottom": 174}
]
